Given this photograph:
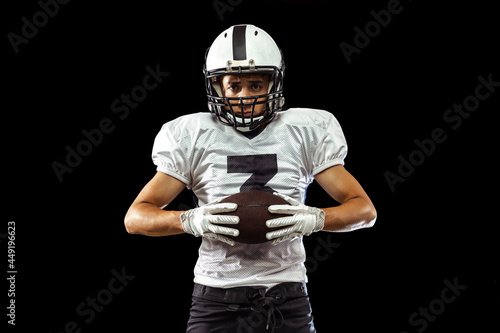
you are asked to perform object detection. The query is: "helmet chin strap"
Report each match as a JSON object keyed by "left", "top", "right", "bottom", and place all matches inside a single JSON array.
[
  {"left": 235, "top": 126, "right": 254, "bottom": 132},
  {"left": 227, "top": 114, "right": 265, "bottom": 132},
  {"left": 234, "top": 116, "right": 264, "bottom": 132}
]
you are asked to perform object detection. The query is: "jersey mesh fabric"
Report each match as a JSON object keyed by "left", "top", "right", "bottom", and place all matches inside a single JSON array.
[{"left": 152, "top": 108, "right": 347, "bottom": 288}]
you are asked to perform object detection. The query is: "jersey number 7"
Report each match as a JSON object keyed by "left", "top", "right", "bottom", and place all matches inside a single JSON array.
[{"left": 227, "top": 154, "right": 277, "bottom": 193}]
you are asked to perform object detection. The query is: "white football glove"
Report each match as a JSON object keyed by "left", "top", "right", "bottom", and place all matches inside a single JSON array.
[
  {"left": 266, "top": 193, "right": 325, "bottom": 245},
  {"left": 180, "top": 198, "right": 239, "bottom": 246}
]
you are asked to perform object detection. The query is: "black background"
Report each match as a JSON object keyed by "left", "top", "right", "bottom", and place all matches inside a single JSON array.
[{"left": 4, "top": 0, "right": 498, "bottom": 332}]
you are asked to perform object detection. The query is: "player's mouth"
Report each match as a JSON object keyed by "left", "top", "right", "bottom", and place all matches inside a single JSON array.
[{"left": 232, "top": 108, "right": 253, "bottom": 117}]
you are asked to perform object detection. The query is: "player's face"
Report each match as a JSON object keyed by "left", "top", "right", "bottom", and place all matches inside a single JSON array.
[{"left": 221, "top": 74, "right": 270, "bottom": 117}]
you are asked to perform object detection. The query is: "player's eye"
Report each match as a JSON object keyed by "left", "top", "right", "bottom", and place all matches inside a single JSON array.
[{"left": 251, "top": 84, "right": 263, "bottom": 91}]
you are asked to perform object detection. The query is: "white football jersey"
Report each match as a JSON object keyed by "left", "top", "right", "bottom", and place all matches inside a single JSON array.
[{"left": 152, "top": 108, "right": 347, "bottom": 289}]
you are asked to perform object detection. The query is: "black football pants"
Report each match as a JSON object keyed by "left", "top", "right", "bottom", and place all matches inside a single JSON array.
[{"left": 186, "top": 282, "right": 316, "bottom": 333}]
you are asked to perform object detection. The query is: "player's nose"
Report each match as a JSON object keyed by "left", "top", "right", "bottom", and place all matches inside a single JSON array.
[
  {"left": 237, "top": 87, "right": 249, "bottom": 98},
  {"left": 232, "top": 89, "right": 254, "bottom": 109},
  {"left": 239, "top": 86, "right": 258, "bottom": 99}
]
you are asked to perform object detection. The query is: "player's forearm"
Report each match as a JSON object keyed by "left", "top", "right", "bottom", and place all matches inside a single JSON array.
[
  {"left": 321, "top": 196, "right": 376, "bottom": 232},
  {"left": 124, "top": 202, "right": 185, "bottom": 236}
]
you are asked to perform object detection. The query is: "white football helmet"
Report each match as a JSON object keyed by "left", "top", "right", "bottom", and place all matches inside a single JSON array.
[{"left": 203, "top": 24, "right": 285, "bottom": 132}]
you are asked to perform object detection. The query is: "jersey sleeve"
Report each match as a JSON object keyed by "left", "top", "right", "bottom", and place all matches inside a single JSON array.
[
  {"left": 151, "top": 120, "right": 192, "bottom": 187},
  {"left": 311, "top": 111, "right": 348, "bottom": 176}
]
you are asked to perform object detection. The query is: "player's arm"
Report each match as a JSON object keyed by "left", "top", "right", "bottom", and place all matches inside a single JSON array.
[
  {"left": 314, "top": 164, "right": 377, "bottom": 232},
  {"left": 125, "top": 171, "right": 240, "bottom": 244},
  {"left": 266, "top": 164, "right": 376, "bottom": 244},
  {"left": 124, "top": 171, "right": 186, "bottom": 236}
]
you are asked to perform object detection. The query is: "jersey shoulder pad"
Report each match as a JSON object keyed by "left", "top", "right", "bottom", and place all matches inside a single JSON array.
[
  {"left": 276, "top": 108, "right": 340, "bottom": 130},
  {"left": 162, "top": 112, "right": 219, "bottom": 135}
]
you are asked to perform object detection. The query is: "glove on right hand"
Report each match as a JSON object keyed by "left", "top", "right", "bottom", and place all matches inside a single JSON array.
[{"left": 180, "top": 199, "right": 239, "bottom": 246}]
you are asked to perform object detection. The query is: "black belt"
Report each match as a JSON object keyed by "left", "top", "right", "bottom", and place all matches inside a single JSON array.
[
  {"left": 192, "top": 282, "right": 308, "bottom": 333},
  {"left": 192, "top": 282, "right": 308, "bottom": 304}
]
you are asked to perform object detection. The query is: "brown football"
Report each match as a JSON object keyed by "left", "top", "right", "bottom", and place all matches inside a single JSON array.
[{"left": 217, "top": 190, "right": 290, "bottom": 244}]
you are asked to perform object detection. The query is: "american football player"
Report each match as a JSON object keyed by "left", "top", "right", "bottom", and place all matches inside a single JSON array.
[{"left": 125, "top": 24, "right": 377, "bottom": 333}]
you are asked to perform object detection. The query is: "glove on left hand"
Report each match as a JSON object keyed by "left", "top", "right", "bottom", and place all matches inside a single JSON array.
[{"left": 266, "top": 192, "right": 325, "bottom": 245}]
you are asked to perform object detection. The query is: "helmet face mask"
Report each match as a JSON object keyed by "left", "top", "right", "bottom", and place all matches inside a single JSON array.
[
  {"left": 206, "top": 72, "right": 285, "bottom": 132},
  {"left": 204, "top": 25, "right": 285, "bottom": 132}
]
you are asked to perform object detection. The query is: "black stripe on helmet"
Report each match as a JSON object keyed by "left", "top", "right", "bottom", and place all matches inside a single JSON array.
[{"left": 232, "top": 25, "right": 247, "bottom": 61}]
